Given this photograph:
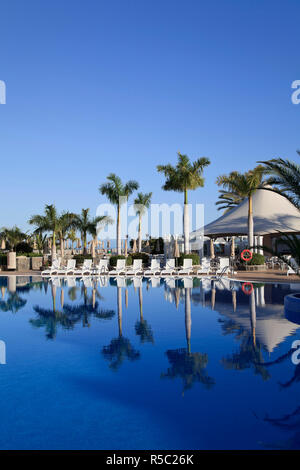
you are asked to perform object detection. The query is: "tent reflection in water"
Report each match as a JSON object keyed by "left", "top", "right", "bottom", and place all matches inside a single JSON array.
[{"left": 161, "top": 286, "right": 215, "bottom": 395}]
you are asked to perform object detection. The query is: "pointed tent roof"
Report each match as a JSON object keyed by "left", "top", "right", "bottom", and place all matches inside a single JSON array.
[{"left": 192, "top": 187, "right": 300, "bottom": 238}]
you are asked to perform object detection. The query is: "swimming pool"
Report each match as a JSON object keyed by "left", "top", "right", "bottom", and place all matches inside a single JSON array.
[{"left": 0, "top": 275, "right": 299, "bottom": 450}]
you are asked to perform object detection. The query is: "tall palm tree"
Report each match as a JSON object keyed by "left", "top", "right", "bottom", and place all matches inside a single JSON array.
[
  {"left": 215, "top": 189, "right": 244, "bottom": 214},
  {"left": 216, "top": 166, "right": 265, "bottom": 248},
  {"left": 0, "top": 226, "right": 27, "bottom": 252},
  {"left": 73, "top": 208, "right": 112, "bottom": 255},
  {"left": 56, "top": 212, "right": 77, "bottom": 259},
  {"left": 67, "top": 228, "right": 77, "bottom": 254},
  {"left": 258, "top": 153, "right": 300, "bottom": 209},
  {"left": 99, "top": 174, "right": 139, "bottom": 255},
  {"left": 157, "top": 152, "right": 210, "bottom": 254},
  {"left": 134, "top": 192, "right": 152, "bottom": 252},
  {"left": 29, "top": 204, "right": 60, "bottom": 260}
]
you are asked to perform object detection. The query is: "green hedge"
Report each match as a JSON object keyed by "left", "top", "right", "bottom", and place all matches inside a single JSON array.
[
  {"left": 73, "top": 254, "right": 92, "bottom": 265},
  {"left": 0, "top": 254, "right": 7, "bottom": 266},
  {"left": 130, "top": 252, "right": 149, "bottom": 265},
  {"left": 240, "top": 252, "right": 265, "bottom": 266},
  {"left": 109, "top": 255, "right": 132, "bottom": 267},
  {"left": 17, "top": 252, "right": 43, "bottom": 258},
  {"left": 178, "top": 253, "right": 200, "bottom": 266}
]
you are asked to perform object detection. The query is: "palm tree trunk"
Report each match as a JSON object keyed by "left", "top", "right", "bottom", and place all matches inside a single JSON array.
[
  {"left": 248, "top": 194, "right": 254, "bottom": 249},
  {"left": 52, "top": 231, "right": 57, "bottom": 261},
  {"left": 117, "top": 204, "right": 121, "bottom": 255},
  {"left": 185, "top": 287, "right": 191, "bottom": 354},
  {"left": 138, "top": 215, "right": 142, "bottom": 253},
  {"left": 117, "top": 286, "right": 122, "bottom": 336},
  {"left": 183, "top": 189, "right": 190, "bottom": 254},
  {"left": 83, "top": 232, "right": 87, "bottom": 255},
  {"left": 60, "top": 236, "right": 64, "bottom": 259}
]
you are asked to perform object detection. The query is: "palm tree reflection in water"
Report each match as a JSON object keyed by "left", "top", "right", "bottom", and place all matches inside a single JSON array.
[
  {"left": 161, "top": 286, "right": 215, "bottom": 395},
  {"left": 31, "top": 279, "right": 115, "bottom": 340},
  {"left": 102, "top": 286, "right": 140, "bottom": 370},
  {"left": 135, "top": 284, "right": 154, "bottom": 344},
  {"left": 219, "top": 290, "right": 270, "bottom": 381}
]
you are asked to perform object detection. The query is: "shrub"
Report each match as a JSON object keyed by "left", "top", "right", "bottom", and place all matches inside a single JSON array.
[
  {"left": 16, "top": 242, "right": 33, "bottom": 254},
  {"left": 178, "top": 253, "right": 200, "bottom": 266},
  {"left": 73, "top": 254, "right": 92, "bottom": 265},
  {"left": 240, "top": 252, "right": 265, "bottom": 266},
  {"left": 130, "top": 252, "right": 149, "bottom": 265},
  {"left": 0, "top": 254, "right": 7, "bottom": 267},
  {"left": 109, "top": 255, "right": 132, "bottom": 267},
  {"left": 17, "top": 252, "right": 42, "bottom": 258}
]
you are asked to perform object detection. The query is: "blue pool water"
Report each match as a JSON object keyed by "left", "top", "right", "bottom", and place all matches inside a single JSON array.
[{"left": 0, "top": 275, "right": 300, "bottom": 450}]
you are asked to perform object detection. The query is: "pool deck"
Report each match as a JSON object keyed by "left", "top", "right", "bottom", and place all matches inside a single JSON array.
[{"left": 0, "top": 269, "right": 299, "bottom": 283}]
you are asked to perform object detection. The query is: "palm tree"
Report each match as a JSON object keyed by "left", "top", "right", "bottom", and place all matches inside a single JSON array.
[
  {"left": 134, "top": 192, "right": 152, "bottom": 252},
  {"left": 0, "top": 226, "right": 27, "bottom": 251},
  {"left": 99, "top": 174, "right": 139, "bottom": 255},
  {"left": 157, "top": 152, "right": 210, "bottom": 254},
  {"left": 29, "top": 204, "right": 60, "bottom": 260},
  {"left": 56, "top": 212, "right": 77, "bottom": 259},
  {"left": 67, "top": 228, "right": 77, "bottom": 254},
  {"left": 73, "top": 208, "right": 112, "bottom": 255},
  {"left": 216, "top": 166, "right": 265, "bottom": 248},
  {"left": 258, "top": 153, "right": 300, "bottom": 209},
  {"left": 215, "top": 189, "right": 244, "bottom": 213}
]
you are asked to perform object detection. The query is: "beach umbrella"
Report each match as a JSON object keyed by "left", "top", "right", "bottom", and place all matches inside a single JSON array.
[
  {"left": 211, "top": 282, "right": 216, "bottom": 310},
  {"left": 1, "top": 287, "right": 5, "bottom": 299},
  {"left": 175, "top": 288, "right": 180, "bottom": 309},
  {"left": 60, "top": 289, "right": 64, "bottom": 309},
  {"left": 124, "top": 238, "right": 128, "bottom": 257},
  {"left": 107, "top": 240, "right": 110, "bottom": 250},
  {"left": 232, "top": 290, "right": 237, "bottom": 312},
  {"left": 125, "top": 288, "right": 128, "bottom": 308},
  {"left": 132, "top": 239, "right": 137, "bottom": 253},
  {"left": 210, "top": 238, "right": 215, "bottom": 259},
  {"left": 91, "top": 239, "right": 96, "bottom": 259},
  {"left": 231, "top": 236, "right": 235, "bottom": 258},
  {"left": 1, "top": 239, "right": 5, "bottom": 250}
]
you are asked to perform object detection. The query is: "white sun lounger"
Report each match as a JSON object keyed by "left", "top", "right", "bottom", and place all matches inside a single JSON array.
[
  {"left": 177, "top": 258, "right": 193, "bottom": 276},
  {"left": 133, "top": 277, "right": 142, "bottom": 288},
  {"left": 215, "top": 258, "right": 230, "bottom": 276},
  {"left": 110, "top": 259, "right": 126, "bottom": 276},
  {"left": 57, "top": 259, "right": 76, "bottom": 276},
  {"left": 116, "top": 276, "right": 127, "bottom": 288},
  {"left": 161, "top": 259, "right": 176, "bottom": 276},
  {"left": 126, "top": 259, "right": 143, "bottom": 276},
  {"left": 93, "top": 259, "right": 109, "bottom": 275},
  {"left": 197, "top": 258, "right": 211, "bottom": 275},
  {"left": 165, "top": 277, "right": 176, "bottom": 289},
  {"left": 150, "top": 277, "right": 161, "bottom": 288},
  {"left": 287, "top": 258, "right": 299, "bottom": 276},
  {"left": 74, "top": 259, "right": 93, "bottom": 276},
  {"left": 183, "top": 277, "right": 193, "bottom": 289},
  {"left": 144, "top": 259, "right": 161, "bottom": 276},
  {"left": 82, "top": 277, "right": 94, "bottom": 288},
  {"left": 41, "top": 257, "right": 61, "bottom": 277}
]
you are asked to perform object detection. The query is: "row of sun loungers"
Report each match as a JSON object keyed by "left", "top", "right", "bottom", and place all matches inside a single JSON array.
[{"left": 42, "top": 257, "right": 231, "bottom": 277}]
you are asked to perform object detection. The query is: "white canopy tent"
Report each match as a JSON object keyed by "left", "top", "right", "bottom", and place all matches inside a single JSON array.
[{"left": 190, "top": 187, "right": 300, "bottom": 255}]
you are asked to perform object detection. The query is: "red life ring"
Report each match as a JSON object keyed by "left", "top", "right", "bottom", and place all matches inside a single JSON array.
[
  {"left": 242, "top": 282, "right": 253, "bottom": 295},
  {"left": 241, "top": 249, "right": 253, "bottom": 262}
]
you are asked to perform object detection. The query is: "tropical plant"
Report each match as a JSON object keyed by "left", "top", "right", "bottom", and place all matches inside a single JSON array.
[
  {"left": 0, "top": 226, "right": 27, "bottom": 252},
  {"left": 67, "top": 228, "right": 77, "bottom": 254},
  {"left": 216, "top": 165, "right": 265, "bottom": 248},
  {"left": 56, "top": 212, "right": 77, "bottom": 258},
  {"left": 99, "top": 174, "right": 139, "bottom": 255},
  {"left": 29, "top": 204, "right": 61, "bottom": 260},
  {"left": 157, "top": 152, "right": 210, "bottom": 254},
  {"left": 73, "top": 208, "right": 112, "bottom": 255},
  {"left": 133, "top": 192, "right": 152, "bottom": 252},
  {"left": 258, "top": 153, "right": 300, "bottom": 209},
  {"left": 216, "top": 189, "right": 244, "bottom": 213}
]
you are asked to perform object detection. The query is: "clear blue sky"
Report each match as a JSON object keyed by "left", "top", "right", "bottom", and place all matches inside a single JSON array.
[{"left": 0, "top": 0, "right": 299, "bottom": 233}]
